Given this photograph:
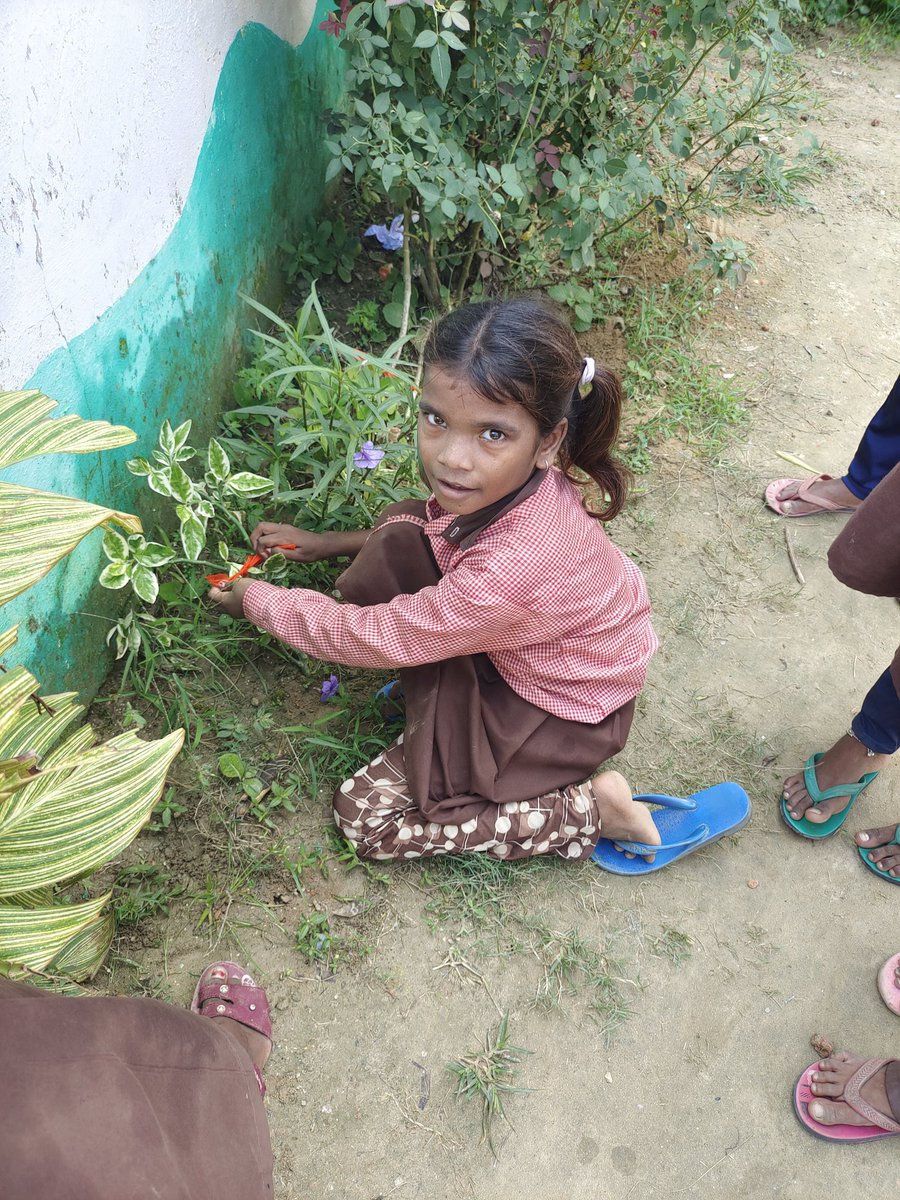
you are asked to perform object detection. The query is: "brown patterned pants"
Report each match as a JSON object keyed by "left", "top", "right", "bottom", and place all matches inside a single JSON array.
[{"left": 333, "top": 735, "right": 602, "bottom": 862}]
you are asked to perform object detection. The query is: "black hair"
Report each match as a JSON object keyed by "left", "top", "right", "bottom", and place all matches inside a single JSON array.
[{"left": 422, "top": 298, "right": 630, "bottom": 520}]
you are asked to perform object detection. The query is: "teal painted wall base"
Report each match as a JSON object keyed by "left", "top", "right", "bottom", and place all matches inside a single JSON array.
[{"left": 4, "top": 15, "right": 342, "bottom": 698}]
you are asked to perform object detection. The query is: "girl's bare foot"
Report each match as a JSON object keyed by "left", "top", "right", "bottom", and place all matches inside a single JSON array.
[
  {"left": 775, "top": 476, "right": 861, "bottom": 516},
  {"left": 808, "top": 1051, "right": 895, "bottom": 1128},
  {"left": 782, "top": 734, "right": 886, "bottom": 824},
  {"left": 856, "top": 822, "right": 900, "bottom": 878},
  {"left": 590, "top": 770, "right": 661, "bottom": 862}
]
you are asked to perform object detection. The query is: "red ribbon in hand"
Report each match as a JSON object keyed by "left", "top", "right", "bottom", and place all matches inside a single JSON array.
[{"left": 206, "top": 545, "right": 296, "bottom": 590}]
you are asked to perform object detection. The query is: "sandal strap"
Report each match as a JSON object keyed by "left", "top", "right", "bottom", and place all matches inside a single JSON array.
[
  {"left": 614, "top": 824, "right": 709, "bottom": 856},
  {"left": 843, "top": 1059, "right": 900, "bottom": 1133},
  {"left": 802, "top": 756, "right": 878, "bottom": 804},
  {"left": 794, "top": 474, "right": 848, "bottom": 511},
  {"left": 197, "top": 980, "right": 272, "bottom": 1039}
]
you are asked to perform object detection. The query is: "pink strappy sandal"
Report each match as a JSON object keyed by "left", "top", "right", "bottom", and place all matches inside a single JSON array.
[
  {"left": 794, "top": 1058, "right": 900, "bottom": 1141},
  {"left": 764, "top": 474, "right": 856, "bottom": 517},
  {"left": 192, "top": 961, "right": 272, "bottom": 1094}
]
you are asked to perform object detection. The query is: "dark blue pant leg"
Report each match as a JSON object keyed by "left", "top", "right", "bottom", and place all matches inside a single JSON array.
[
  {"left": 851, "top": 666, "right": 900, "bottom": 755},
  {"left": 842, "top": 375, "right": 900, "bottom": 500}
]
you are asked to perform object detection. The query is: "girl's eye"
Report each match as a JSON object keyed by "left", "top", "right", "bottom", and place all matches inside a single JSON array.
[
  {"left": 482, "top": 429, "right": 505, "bottom": 443},
  {"left": 423, "top": 411, "right": 444, "bottom": 428}
]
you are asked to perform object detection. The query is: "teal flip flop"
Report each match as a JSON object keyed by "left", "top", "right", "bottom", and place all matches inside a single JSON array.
[
  {"left": 780, "top": 752, "right": 879, "bottom": 840},
  {"left": 858, "top": 824, "right": 900, "bottom": 885}
]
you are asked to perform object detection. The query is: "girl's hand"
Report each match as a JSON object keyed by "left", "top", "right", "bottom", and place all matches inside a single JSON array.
[
  {"left": 250, "top": 522, "right": 328, "bottom": 562},
  {"left": 208, "top": 576, "right": 251, "bottom": 618}
]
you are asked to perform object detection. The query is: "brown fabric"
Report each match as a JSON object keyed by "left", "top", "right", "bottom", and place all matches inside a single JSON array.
[
  {"left": 334, "top": 738, "right": 604, "bottom": 861},
  {"left": 885, "top": 1059, "right": 900, "bottom": 1125},
  {"left": 335, "top": 502, "right": 633, "bottom": 827},
  {"left": 0, "top": 977, "right": 273, "bottom": 1200},
  {"left": 440, "top": 467, "right": 545, "bottom": 549},
  {"left": 828, "top": 461, "right": 900, "bottom": 597},
  {"left": 828, "top": 461, "right": 900, "bottom": 692}
]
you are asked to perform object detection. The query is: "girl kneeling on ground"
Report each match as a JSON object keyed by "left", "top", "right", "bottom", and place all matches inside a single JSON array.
[{"left": 210, "top": 299, "right": 660, "bottom": 863}]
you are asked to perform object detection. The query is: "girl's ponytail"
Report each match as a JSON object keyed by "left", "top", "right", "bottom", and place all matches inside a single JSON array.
[{"left": 558, "top": 366, "right": 631, "bottom": 522}]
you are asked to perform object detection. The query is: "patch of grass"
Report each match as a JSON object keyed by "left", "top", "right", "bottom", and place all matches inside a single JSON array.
[
  {"left": 618, "top": 275, "right": 750, "bottom": 471},
  {"left": 650, "top": 925, "right": 694, "bottom": 966},
  {"left": 281, "top": 700, "right": 395, "bottom": 793},
  {"left": 113, "top": 864, "right": 183, "bottom": 928},
  {"left": 523, "top": 918, "right": 635, "bottom": 1041},
  {"left": 422, "top": 854, "right": 550, "bottom": 932},
  {"left": 447, "top": 1013, "right": 531, "bottom": 1154}
]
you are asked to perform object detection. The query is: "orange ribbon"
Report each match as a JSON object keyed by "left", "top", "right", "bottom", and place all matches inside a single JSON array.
[{"left": 206, "top": 544, "right": 296, "bottom": 590}]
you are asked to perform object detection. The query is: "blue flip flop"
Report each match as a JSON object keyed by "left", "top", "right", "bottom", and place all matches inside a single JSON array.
[
  {"left": 858, "top": 823, "right": 900, "bottom": 885},
  {"left": 590, "top": 783, "right": 751, "bottom": 875}
]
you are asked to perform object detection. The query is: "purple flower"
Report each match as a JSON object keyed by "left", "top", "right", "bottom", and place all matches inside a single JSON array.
[
  {"left": 364, "top": 214, "right": 404, "bottom": 251},
  {"left": 320, "top": 673, "right": 339, "bottom": 702},
  {"left": 353, "top": 440, "right": 386, "bottom": 470}
]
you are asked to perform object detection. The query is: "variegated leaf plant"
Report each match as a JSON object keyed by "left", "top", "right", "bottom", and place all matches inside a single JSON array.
[{"left": 0, "top": 389, "right": 184, "bottom": 987}]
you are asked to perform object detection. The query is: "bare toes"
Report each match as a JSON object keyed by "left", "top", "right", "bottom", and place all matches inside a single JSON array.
[
  {"left": 856, "top": 824, "right": 899, "bottom": 848},
  {"left": 808, "top": 1099, "right": 868, "bottom": 1127}
]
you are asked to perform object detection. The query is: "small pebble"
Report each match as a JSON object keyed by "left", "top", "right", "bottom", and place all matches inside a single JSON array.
[
  {"left": 747, "top": 879, "right": 759, "bottom": 889},
  {"left": 604, "top": 1071, "right": 613, "bottom": 1083},
  {"left": 871, "top": 118, "right": 881, "bottom": 127},
  {"left": 811, "top": 1033, "right": 834, "bottom": 1057}
]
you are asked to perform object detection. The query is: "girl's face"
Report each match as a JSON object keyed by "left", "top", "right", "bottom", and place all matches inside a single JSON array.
[{"left": 417, "top": 367, "right": 567, "bottom": 515}]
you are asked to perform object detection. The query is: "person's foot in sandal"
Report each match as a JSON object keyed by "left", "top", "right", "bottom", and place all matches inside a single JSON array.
[
  {"left": 589, "top": 770, "right": 662, "bottom": 862},
  {"left": 782, "top": 734, "right": 887, "bottom": 825},
  {"left": 193, "top": 962, "right": 272, "bottom": 1079},
  {"left": 856, "top": 824, "right": 900, "bottom": 878},
  {"left": 807, "top": 1051, "right": 896, "bottom": 1129},
  {"left": 767, "top": 475, "right": 861, "bottom": 517}
]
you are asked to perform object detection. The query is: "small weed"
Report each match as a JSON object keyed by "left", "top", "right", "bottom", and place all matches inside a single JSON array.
[
  {"left": 296, "top": 912, "right": 335, "bottom": 962},
  {"left": 149, "top": 785, "right": 188, "bottom": 832},
  {"left": 447, "top": 1013, "right": 531, "bottom": 1155},
  {"left": 114, "top": 864, "right": 182, "bottom": 927},
  {"left": 326, "top": 827, "right": 391, "bottom": 885},
  {"left": 346, "top": 299, "right": 388, "bottom": 344},
  {"left": 650, "top": 925, "right": 694, "bottom": 966},
  {"left": 281, "top": 840, "right": 330, "bottom": 892},
  {"left": 523, "top": 919, "right": 635, "bottom": 1040}
]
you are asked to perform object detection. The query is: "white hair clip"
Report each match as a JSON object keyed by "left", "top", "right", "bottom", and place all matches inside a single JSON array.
[{"left": 580, "top": 357, "right": 596, "bottom": 387}]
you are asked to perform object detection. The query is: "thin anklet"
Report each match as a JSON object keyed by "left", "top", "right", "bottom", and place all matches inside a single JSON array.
[{"left": 848, "top": 728, "right": 877, "bottom": 757}]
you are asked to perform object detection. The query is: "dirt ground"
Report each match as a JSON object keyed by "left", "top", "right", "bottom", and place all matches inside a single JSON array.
[{"left": 115, "top": 40, "right": 899, "bottom": 1199}]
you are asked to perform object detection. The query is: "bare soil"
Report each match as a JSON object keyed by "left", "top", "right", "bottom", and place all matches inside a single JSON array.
[{"left": 102, "top": 38, "right": 899, "bottom": 1199}]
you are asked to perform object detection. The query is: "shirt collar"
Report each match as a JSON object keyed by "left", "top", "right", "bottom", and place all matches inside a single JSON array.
[{"left": 431, "top": 468, "right": 547, "bottom": 550}]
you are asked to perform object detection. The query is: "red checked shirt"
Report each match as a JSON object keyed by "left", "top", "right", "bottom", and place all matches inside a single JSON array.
[{"left": 243, "top": 469, "right": 657, "bottom": 723}]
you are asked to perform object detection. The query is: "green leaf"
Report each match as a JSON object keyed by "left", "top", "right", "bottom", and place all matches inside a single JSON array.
[
  {"left": 102, "top": 527, "right": 129, "bottom": 562},
  {"left": 440, "top": 29, "right": 466, "bottom": 51},
  {"left": 414, "top": 29, "right": 438, "bottom": 48},
  {"left": 372, "top": 92, "right": 391, "bottom": 115},
  {"left": 0, "top": 483, "right": 142, "bottom": 609},
  {"left": 207, "top": 438, "right": 230, "bottom": 482},
  {"left": 180, "top": 515, "right": 206, "bottom": 562},
  {"left": 354, "top": 98, "right": 373, "bottom": 120},
  {"left": 98, "top": 562, "right": 130, "bottom": 590},
  {"left": 131, "top": 565, "right": 159, "bottom": 605},
  {"left": 0, "top": 390, "right": 135, "bottom": 470},
  {"left": 0, "top": 728, "right": 184, "bottom": 898},
  {"left": 126, "top": 457, "right": 151, "bottom": 477},
  {"left": 135, "top": 542, "right": 175, "bottom": 569},
  {"left": 171, "top": 420, "right": 193, "bottom": 452},
  {"left": 218, "top": 752, "right": 245, "bottom": 780},
  {"left": 168, "top": 464, "right": 193, "bottom": 504},
  {"left": 383, "top": 302, "right": 405, "bottom": 329},
  {"left": 225, "top": 472, "right": 272, "bottom": 498},
  {"left": 430, "top": 41, "right": 451, "bottom": 91}
]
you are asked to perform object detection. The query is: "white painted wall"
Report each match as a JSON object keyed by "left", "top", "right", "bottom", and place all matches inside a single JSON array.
[{"left": 0, "top": 0, "right": 317, "bottom": 387}]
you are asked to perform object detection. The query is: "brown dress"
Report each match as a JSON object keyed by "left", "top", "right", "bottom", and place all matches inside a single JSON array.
[
  {"left": 332, "top": 500, "right": 635, "bottom": 861},
  {"left": 0, "top": 977, "right": 273, "bottom": 1200}
]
